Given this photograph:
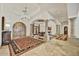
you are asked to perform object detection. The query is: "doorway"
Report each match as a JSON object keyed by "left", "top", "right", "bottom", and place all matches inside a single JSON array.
[{"left": 64, "top": 26, "right": 68, "bottom": 35}]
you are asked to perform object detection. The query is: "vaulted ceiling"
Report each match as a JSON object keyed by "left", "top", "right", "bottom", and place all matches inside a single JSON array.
[{"left": 0, "top": 3, "right": 78, "bottom": 23}]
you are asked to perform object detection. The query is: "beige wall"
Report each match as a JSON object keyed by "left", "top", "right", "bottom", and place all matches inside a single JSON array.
[
  {"left": 74, "top": 12, "right": 79, "bottom": 38},
  {"left": 67, "top": 3, "right": 79, "bottom": 18},
  {"left": 0, "top": 4, "right": 2, "bottom": 46},
  {"left": 0, "top": 17, "right": 2, "bottom": 46}
]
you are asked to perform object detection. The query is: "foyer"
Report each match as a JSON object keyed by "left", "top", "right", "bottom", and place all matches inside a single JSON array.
[{"left": 0, "top": 3, "right": 79, "bottom": 56}]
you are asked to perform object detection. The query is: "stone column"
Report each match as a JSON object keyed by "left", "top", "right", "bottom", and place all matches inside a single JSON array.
[
  {"left": 68, "top": 19, "right": 71, "bottom": 38},
  {"left": 45, "top": 20, "right": 48, "bottom": 41},
  {"left": 30, "top": 24, "right": 32, "bottom": 37},
  {"left": 70, "top": 17, "right": 76, "bottom": 38},
  {"left": 26, "top": 22, "right": 30, "bottom": 36}
]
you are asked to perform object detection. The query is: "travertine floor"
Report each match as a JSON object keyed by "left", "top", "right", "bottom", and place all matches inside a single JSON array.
[
  {"left": 0, "top": 45, "right": 9, "bottom": 56},
  {"left": 21, "top": 39, "right": 79, "bottom": 56},
  {"left": 0, "top": 38, "right": 79, "bottom": 56}
]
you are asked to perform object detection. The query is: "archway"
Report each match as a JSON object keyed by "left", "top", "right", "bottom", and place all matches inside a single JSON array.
[
  {"left": 30, "top": 20, "right": 46, "bottom": 40},
  {"left": 64, "top": 26, "right": 68, "bottom": 35},
  {"left": 13, "top": 22, "right": 26, "bottom": 39}
]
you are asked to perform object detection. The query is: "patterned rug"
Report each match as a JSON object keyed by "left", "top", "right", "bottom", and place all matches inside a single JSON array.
[{"left": 8, "top": 37, "right": 44, "bottom": 56}]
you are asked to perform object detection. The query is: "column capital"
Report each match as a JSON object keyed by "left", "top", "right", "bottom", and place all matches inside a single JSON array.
[{"left": 69, "top": 17, "right": 77, "bottom": 20}]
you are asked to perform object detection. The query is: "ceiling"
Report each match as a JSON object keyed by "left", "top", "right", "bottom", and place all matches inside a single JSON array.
[{"left": 0, "top": 3, "right": 77, "bottom": 23}]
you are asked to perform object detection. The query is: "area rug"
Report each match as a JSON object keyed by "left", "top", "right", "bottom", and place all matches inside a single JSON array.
[{"left": 8, "top": 37, "right": 44, "bottom": 56}]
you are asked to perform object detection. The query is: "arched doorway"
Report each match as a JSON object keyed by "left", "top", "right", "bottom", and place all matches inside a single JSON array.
[
  {"left": 13, "top": 22, "right": 26, "bottom": 39},
  {"left": 30, "top": 20, "right": 45, "bottom": 40},
  {"left": 64, "top": 26, "right": 68, "bottom": 35}
]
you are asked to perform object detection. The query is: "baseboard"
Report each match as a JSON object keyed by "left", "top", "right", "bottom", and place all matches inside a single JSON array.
[{"left": 73, "top": 38, "right": 79, "bottom": 40}]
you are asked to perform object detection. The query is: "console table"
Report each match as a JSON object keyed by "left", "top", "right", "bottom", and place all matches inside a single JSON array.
[{"left": 2, "top": 31, "right": 11, "bottom": 45}]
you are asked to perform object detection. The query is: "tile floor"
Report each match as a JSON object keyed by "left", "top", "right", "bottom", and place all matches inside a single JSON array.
[
  {"left": 0, "top": 45, "right": 9, "bottom": 56},
  {"left": 0, "top": 38, "right": 79, "bottom": 56}
]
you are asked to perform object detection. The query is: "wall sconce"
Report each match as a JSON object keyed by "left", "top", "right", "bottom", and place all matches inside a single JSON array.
[{"left": 5, "top": 24, "right": 10, "bottom": 31}]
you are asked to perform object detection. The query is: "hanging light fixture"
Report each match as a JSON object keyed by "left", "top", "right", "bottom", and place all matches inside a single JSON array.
[{"left": 20, "top": 7, "right": 30, "bottom": 20}]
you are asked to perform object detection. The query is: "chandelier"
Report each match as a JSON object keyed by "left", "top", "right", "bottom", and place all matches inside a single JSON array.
[{"left": 20, "top": 7, "right": 30, "bottom": 20}]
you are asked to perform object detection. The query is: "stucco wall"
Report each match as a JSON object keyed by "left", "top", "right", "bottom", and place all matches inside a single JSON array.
[{"left": 0, "top": 17, "right": 2, "bottom": 46}]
